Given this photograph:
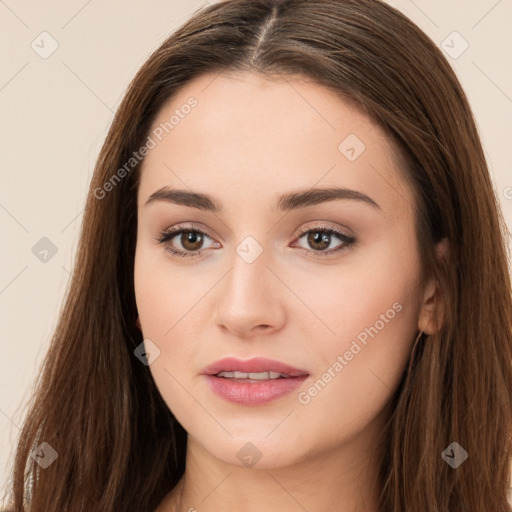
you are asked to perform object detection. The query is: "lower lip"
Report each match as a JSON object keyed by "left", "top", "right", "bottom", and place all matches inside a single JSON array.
[{"left": 204, "top": 375, "right": 309, "bottom": 406}]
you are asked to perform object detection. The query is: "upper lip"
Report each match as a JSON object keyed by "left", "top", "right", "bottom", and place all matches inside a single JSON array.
[{"left": 201, "top": 357, "right": 309, "bottom": 378}]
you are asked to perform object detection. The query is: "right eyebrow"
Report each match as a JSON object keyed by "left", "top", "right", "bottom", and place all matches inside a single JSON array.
[{"left": 144, "top": 187, "right": 222, "bottom": 212}]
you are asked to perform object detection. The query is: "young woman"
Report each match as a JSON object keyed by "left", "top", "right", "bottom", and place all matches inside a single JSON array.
[{"left": 4, "top": 0, "right": 512, "bottom": 510}]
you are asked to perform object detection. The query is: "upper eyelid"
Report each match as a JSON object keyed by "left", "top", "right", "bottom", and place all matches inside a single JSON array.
[
  {"left": 159, "top": 223, "right": 353, "bottom": 246},
  {"left": 160, "top": 220, "right": 352, "bottom": 237}
]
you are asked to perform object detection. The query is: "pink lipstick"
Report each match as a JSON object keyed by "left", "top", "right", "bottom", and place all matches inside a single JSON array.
[{"left": 201, "top": 357, "right": 309, "bottom": 406}]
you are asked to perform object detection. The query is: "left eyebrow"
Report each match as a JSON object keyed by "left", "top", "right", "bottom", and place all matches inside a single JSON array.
[
  {"left": 276, "top": 187, "right": 381, "bottom": 211},
  {"left": 143, "top": 186, "right": 381, "bottom": 212}
]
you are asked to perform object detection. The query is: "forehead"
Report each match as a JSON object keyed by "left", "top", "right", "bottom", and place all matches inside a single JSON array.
[{"left": 137, "top": 71, "right": 414, "bottom": 218}]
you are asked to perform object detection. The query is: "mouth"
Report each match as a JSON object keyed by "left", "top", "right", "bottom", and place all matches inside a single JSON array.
[
  {"left": 214, "top": 370, "right": 295, "bottom": 382},
  {"left": 202, "top": 356, "right": 309, "bottom": 378},
  {"left": 201, "top": 357, "right": 309, "bottom": 406}
]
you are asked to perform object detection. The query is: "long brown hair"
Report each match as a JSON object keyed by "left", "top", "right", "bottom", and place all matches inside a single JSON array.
[{"left": 4, "top": 0, "right": 512, "bottom": 510}]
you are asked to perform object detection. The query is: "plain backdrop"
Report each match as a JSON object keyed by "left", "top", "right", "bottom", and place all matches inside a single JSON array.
[{"left": 1, "top": 0, "right": 511, "bottom": 504}]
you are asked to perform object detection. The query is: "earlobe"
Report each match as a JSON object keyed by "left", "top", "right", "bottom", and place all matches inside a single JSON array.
[
  {"left": 417, "top": 281, "right": 442, "bottom": 335},
  {"left": 436, "top": 237, "right": 450, "bottom": 261},
  {"left": 135, "top": 315, "right": 142, "bottom": 331},
  {"left": 417, "top": 237, "right": 449, "bottom": 335}
]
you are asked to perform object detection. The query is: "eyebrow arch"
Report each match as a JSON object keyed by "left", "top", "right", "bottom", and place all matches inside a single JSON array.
[
  {"left": 144, "top": 186, "right": 381, "bottom": 212},
  {"left": 277, "top": 187, "right": 381, "bottom": 211}
]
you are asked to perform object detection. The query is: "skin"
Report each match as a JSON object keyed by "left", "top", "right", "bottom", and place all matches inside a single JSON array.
[{"left": 134, "top": 71, "right": 443, "bottom": 512}]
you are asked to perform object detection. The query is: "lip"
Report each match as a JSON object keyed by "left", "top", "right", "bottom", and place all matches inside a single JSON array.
[
  {"left": 201, "top": 357, "right": 309, "bottom": 378},
  {"left": 201, "top": 357, "right": 309, "bottom": 406}
]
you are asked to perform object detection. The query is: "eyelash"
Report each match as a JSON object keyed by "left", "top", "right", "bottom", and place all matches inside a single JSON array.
[{"left": 155, "top": 223, "right": 357, "bottom": 259}]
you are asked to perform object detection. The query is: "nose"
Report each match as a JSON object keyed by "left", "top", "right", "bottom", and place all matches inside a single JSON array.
[{"left": 214, "top": 244, "right": 286, "bottom": 339}]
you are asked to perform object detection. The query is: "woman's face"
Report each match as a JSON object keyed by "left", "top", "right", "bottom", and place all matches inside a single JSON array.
[{"left": 134, "top": 71, "right": 434, "bottom": 469}]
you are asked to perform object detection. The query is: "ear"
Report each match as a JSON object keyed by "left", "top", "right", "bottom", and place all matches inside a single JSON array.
[{"left": 417, "top": 238, "right": 449, "bottom": 335}]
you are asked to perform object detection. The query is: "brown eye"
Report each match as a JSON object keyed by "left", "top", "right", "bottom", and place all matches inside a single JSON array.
[
  {"left": 156, "top": 227, "right": 217, "bottom": 258},
  {"left": 180, "top": 231, "right": 204, "bottom": 251},
  {"left": 306, "top": 231, "right": 331, "bottom": 251},
  {"left": 294, "top": 227, "right": 356, "bottom": 257}
]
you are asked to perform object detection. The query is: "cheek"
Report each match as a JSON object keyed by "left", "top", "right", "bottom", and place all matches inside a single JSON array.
[
  {"left": 288, "top": 239, "right": 419, "bottom": 349},
  {"left": 134, "top": 246, "right": 204, "bottom": 421},
  {"left": 133, "top": 243, "right": 217, "bottom": 382},
  {"left": 294, "top": 248, "right": 420, "bottom": 434},
  {"left": 134, "top": 241, "right": 203, "bottom": 341}
]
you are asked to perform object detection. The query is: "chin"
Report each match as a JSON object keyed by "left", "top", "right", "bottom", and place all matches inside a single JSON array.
[{"left": 195, "top": 431, "right": 308, "bottom": 470}]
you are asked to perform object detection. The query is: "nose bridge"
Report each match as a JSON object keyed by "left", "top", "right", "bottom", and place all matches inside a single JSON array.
[
  {"left": 226, "top": 236, "right": 272, "bottom": 307},
  {"left": 214, "top": 234, "right": 286, "bottom": 334}
]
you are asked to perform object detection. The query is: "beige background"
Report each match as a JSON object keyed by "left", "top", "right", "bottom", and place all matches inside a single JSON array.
[{"left": 1, "top": 0, "right": 511, "bottom": 504}]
